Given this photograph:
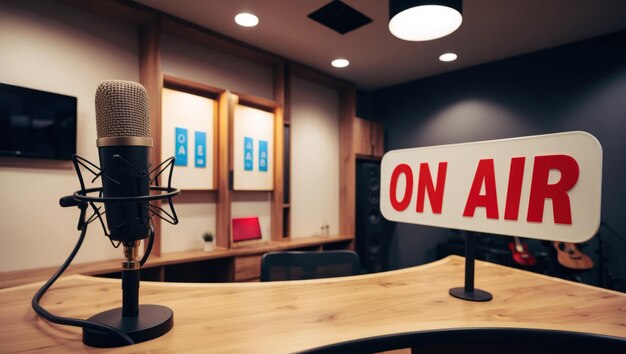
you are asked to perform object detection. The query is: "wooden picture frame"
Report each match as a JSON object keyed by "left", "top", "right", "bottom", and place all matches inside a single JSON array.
[
  {"left": 161, "top": 75, "right": 222, "bottom": 191},
  {"left": 231, "top": 95, "right": 279, "bottom": 191}
]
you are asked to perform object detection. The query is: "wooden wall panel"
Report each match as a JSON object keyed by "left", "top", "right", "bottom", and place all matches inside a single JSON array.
[
  {"left": 216, "top": 92, "right": 232, "bottom": 249},
  {"left": 339, "top": 88, "right": 356, "bottom": 237},
  {"left": 140, "top": 20, "right": 163, "bottom": 256},
  {"left": 271, "top": 106, "right": 284, "bottom": 241},
  {"left": 272, "top": 63, "right": 286, "bottom": 240}
]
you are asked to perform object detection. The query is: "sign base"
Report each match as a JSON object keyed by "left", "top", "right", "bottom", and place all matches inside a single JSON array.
[{"left": 448, "top": 231, "right": 493, "bottom": 302}]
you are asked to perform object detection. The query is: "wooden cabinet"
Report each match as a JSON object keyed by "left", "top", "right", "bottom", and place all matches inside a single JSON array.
[
  {"left": 234, "top": 255, "right": 262, "bottom": 281},
  {"left": 370, "top": 120, "right": 384, "bottom": 157},
  {"left": 353, "top": 117, "right": 384, "bottom": 158},
  {"left": 353, "top": 117, "right": 371, "bottom": 156}
]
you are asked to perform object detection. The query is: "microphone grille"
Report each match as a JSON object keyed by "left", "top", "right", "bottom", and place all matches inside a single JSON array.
[{"left": 95, "top": 80, "right": 150, "bottom": 139}]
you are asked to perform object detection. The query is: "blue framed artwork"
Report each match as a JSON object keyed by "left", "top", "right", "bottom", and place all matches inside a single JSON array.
[
  {"left": 259, "top": 140, "right": 268, "bottom": 172},
  {"left": 244, "top": 136, "right": 254, "bottom": 171},
  {"left": 195, "top": 131, "right": 206, "bottom": 168},
  {"left": 174, "top": 127, "right": 188, "bottom": 166}
]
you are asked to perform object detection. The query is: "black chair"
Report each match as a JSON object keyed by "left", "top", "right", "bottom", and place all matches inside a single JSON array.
[{"left": 260, "top": 250, "right": 362, "bottom": 282}]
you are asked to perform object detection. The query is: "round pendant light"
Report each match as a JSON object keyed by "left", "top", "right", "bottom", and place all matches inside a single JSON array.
[{"left": 389, "top": 0, "right": 463, "bottom": 41}]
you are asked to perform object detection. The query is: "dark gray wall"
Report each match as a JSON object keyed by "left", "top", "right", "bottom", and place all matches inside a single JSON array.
[{"left": 369, "top": 31, "right": 626, "bottom": 290}]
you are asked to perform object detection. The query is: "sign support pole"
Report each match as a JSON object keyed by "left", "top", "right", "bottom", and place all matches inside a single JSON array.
[{"left": 449, "top": 231, "right": 493, "bottom": 302}]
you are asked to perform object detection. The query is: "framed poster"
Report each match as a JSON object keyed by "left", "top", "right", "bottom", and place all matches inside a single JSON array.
[
  {"left": 233, "top": 104, "right": 274, "bottom": 190},
  {"left": 161, "top": 87, "right": 216, "bottom": 190}
]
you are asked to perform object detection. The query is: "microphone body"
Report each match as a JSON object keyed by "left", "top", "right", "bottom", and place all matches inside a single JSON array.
[
  {"left": 95, "top": 80, "right": 153, "bottom": 243},
  {"left": 98, "top": 145, "right": 150, "bottom": 242}
]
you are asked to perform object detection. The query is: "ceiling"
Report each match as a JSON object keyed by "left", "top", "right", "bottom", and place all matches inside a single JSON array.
[{"left": 134, "top": 0, "right": 626, "bottom": 90}]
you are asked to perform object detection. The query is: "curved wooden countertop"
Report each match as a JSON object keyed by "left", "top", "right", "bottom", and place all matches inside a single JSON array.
[{"left": 1, "top": 255, "right": 625, "bottom": 353}]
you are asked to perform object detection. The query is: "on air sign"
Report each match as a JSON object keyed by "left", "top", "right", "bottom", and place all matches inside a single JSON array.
[{"left": 380, "top": 132, "right": 602, "bottom": 243}]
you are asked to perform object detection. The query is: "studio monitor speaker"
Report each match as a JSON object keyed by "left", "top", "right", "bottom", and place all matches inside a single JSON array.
[{"left": 356, "top": 160, "right": 392, "bottom": 273}]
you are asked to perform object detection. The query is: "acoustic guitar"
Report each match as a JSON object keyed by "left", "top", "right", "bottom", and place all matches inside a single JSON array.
[
  {"left": 508, "top": 237, "right": 537, "bottom": 266},
  {"left": 553, "top": 242, "right": 594, "bottom": 270}
]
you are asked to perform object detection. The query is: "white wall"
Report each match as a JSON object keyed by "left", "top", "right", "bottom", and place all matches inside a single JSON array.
[
  {"left": 0, "top": 0, "right": 139, "bottom": 271},
  {"left": 290, "top": 78, "right": 340, "bottom": 238},
  {"left": 161, "top": 34, "right": 274, "bottom": 100},
  {"left": 161, "top": 202, "right": 216, "bottom": 252}
]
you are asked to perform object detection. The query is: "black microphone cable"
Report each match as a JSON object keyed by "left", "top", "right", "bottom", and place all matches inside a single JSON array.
[{"left": 31, "top": 224, "right": 134, "bottom": 346}]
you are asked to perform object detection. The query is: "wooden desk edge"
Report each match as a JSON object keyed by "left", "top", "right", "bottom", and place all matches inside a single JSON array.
[
  {"left": 5, "top": 255, "right": 623, "bottom": 297},
  {"left": 0, "top": 254, "right": 449, "bottom": 294}
]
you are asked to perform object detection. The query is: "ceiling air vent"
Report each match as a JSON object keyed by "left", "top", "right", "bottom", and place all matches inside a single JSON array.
[{"left": 308, "top": 1, "right": 372, "bottom": 35}]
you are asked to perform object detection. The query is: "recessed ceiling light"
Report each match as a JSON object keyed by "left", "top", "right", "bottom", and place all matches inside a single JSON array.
[
  {"left": 235, "top": 13, "right": 259, "bottom": 27},
  {"left": 439, "top": 52, "right": 458, "bottom": 62},
  {"left": 331, "top": 59, "right": 350, "bottom": 68}
]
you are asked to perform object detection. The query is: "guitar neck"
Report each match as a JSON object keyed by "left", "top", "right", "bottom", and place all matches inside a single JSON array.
[{"left": 513, "top": 237, "right": 524, "bottom": 253}]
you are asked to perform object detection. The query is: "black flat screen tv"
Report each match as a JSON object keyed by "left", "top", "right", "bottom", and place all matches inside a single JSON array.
[{"left": 0, "top": 83, "right": 77, "bottom": 161}]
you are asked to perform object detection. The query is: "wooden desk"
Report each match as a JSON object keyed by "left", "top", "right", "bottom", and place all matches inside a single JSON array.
[{"left": 1, "top": 256, "right": 625, "bottom": 353}]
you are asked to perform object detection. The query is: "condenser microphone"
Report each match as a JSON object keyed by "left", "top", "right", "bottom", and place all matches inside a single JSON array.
[
  {"left": 32, "top": 80, "right": 177, "bottom": 348},
  {"left": 95, "top": 80, "right": 152, "bottom": 243}
]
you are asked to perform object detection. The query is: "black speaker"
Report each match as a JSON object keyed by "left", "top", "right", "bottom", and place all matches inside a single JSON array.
[{"left": 356, "top": 160, "right": 392, "bottom": 273}]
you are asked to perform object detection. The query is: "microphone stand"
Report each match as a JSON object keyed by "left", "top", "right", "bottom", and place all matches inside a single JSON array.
[
  {"left": 82, "top": 230, "right": 174, "bottom": 347},
  {"left": 122, "top": 242, "right": 141, "bottom": 318}
]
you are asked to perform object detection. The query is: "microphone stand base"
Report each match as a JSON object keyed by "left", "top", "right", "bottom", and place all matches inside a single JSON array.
[
  {"left": 449, "top": 287, "right": 493, "bottom": 302},
  {"left": 82, "top": 304, "right": 173, "bottom": 347}
]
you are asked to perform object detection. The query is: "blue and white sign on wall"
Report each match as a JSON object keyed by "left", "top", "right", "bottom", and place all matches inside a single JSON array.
[
  {"left": 175, "top": 127, "right": 188, "bottom": 166},
  {"left": 244, "top": 137, "right": 253, "bottom": 171},
  {"left": 232, "top": 105, "right": 274, "bottom": 190},
  {"left": 259, "top": 140, "right": 268, "bottom": 172},
  {"left": 195, "top": 131, "right": 207, "bottom": 168},
  {"left": 162, "top": 88, "right": 215, "bottom": 190}
]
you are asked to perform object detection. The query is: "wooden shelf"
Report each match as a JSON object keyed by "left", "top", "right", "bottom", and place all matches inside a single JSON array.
[
  {"left": 175, "top": 189, "right": 218, "bottom": 203},
  {"left": 0, "top": 235, "right": 354, "bottom": 288}
]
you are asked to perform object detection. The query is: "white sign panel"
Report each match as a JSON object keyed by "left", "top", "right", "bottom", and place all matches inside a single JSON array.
[
  {"left": 380, "top": 132, "right": 602, "bottom": 242},
  {"left": 161, "top": 88, "right": 215, "bottom": 190},
  {"left": 233, "top": 104, "right": 274, "bottom": 191}
]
